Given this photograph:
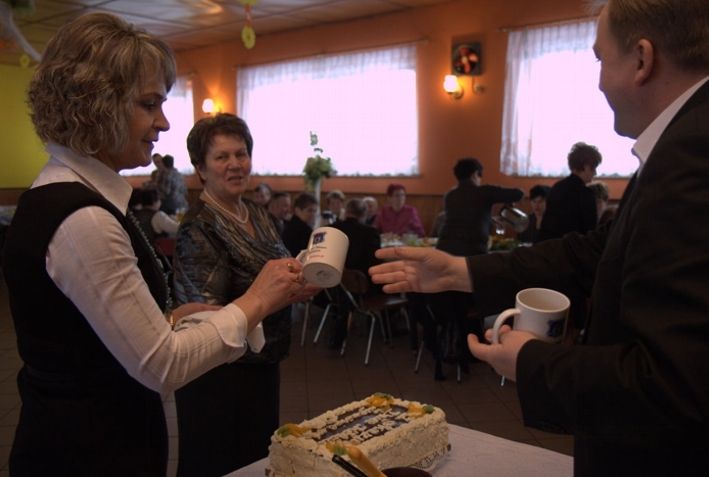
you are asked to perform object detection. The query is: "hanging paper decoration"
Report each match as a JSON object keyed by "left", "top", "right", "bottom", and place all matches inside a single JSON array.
[{"left": 238, "top": 0, "right": 258, "bottom": 49}]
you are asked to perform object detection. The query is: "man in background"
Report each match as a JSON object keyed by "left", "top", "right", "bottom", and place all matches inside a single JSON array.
[
  {"left": 537, "top": 142, "right": 601, "bottom": 241},
  {"left": 156, "top": 154, "right": 188, "bottom": 215},
  {"left": 267, "top": 191, "right": 291, "bottom": 236}
]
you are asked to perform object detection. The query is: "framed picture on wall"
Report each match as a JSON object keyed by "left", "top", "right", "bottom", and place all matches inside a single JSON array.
[{"left": 452, "top": 42, "right": 482, "bottom": 76}]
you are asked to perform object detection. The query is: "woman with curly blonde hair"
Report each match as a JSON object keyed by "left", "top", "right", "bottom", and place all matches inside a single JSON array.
[{"left": 2, "top": 12, "right": 313, "bottom": 476}]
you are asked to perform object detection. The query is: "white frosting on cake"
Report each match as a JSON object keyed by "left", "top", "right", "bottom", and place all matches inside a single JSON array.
[{"left": 267, "top": 394, "right": 450, "bottom": 476}]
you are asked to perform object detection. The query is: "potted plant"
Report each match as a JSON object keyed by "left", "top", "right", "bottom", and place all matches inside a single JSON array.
[{"left": 303, "top": 131, "right": 336, "bottom": 200}]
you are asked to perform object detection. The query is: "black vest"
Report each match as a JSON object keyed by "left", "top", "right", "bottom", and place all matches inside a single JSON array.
[{"left": 2, "top": 182, "right": 168, "bottom": 476}]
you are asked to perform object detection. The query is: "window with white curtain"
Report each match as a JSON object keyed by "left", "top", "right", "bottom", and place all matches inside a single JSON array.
[
  {"left": 500, "top": 20, "right": 636, "bottom": 177},
  {"left": 122, "top": 76, "right": 194, "bottom": 176},
  {"left": 237, "top": 45, "right": 418, "bottom": 176}
]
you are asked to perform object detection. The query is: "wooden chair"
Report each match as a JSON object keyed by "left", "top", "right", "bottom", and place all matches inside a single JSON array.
[{"left": 338, "top": 269, "right": 409, "bottom": 365}]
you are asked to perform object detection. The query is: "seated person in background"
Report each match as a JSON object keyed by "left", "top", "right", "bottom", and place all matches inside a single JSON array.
[
  {"left": 267, "top": 191, "right": 291, "bottom": 236},
  {"left": 134, "top": 188, "right": 179, "bottom": 243},
  {"left": 129, "top": 187, "right": 144, "bottom": 212},
  {"left": 330, "top": 198, "right": 382, "bottom": 347},
  {"left": 538, "top": 142, "right": 601, "bottom": 241},
  {"left": 155, "top": 153, "right": 188, "bottom": 216},
  {"left": 587, "top": 180, "right": 615, "bottom": 224},
  {"left": 252, "top": 182, "right": 272, "bottom": 208},
  {"left": 282, "top": 192, "right": 318, "bottom": 257},
  {"left": 334, "top": 198, "right": 381, "bottom": 278},
  {"left": 374, "top": 183, "right": 425, "bottom": 237},
  {"left": 517, "top": 184, "right": 551, "bottom": 244},
  {"left": 430, "top": 210, "right": 446, "bottom": 238},
  {"left": 321, "top": 189, "right": 345, "bottom": 225},
  {"left": 362, "top": 196, "right": 378, "bottom": 226}
]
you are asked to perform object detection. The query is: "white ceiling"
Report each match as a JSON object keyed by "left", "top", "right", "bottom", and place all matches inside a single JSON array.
[{"left": 1, "top": 0, "right": 453, "bottom": 66}]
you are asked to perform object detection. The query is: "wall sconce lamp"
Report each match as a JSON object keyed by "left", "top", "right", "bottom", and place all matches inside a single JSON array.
[
  {"left": 443, "top": 74, "right": 464, "bottom": 99},
  {"left": 202, "top": 98, "right": 220, "bottom": 115}
]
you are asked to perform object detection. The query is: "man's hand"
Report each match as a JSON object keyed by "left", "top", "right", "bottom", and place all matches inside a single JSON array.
[
  {"left": 369, "top": 246, "right": 472, "bottom": 294},
  {"left": 467, "top": 327, "right": 536, "bottom": 382}
]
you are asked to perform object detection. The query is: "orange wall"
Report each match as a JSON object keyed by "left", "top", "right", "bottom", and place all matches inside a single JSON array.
[{"left": 175, "top": 0, "right": 628, "bottom": 200}]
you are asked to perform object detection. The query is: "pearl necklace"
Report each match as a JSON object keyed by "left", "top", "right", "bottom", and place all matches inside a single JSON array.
[{"left": 202, "top": 190, "right": 250, "bottom": 224}]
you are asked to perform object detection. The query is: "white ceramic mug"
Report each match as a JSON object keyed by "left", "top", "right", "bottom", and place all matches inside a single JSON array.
[
  {"left": 296, "top": 226, "right": 349, "bottom": 288},
  {"left": 491, "top": 288, "right": 570, "bottom": 344}
]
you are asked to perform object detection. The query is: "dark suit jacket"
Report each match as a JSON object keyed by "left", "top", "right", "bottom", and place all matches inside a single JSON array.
[
  {"left": 334, "top": 218, "right": 381, "bottom": 275},
  {"left": 538, "top": 173, "right": 597, "bottom": 242},
  {"left": 281, "top": 215, "right": 311, "bottom": 257},
  {"left": 469, "top": 81, "right": 709, "bottom": 476},
  {"left": 437, "top": 181, "right": 523, "bottom": 256}
]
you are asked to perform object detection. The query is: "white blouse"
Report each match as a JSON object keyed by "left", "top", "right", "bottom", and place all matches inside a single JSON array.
[{"left": 34, "top": 143, "right": 264, "bottom": 395}]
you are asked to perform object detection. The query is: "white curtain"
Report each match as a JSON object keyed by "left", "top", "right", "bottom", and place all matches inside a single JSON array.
[
  {"left": 500, "top": 20, "right": 636, "bottom": 177},
  {"left": 237, "top": 45, "right": 418, "bottom": 176},
  {"left": 124, "top": 76, "right": 194, "bottom": 176}
]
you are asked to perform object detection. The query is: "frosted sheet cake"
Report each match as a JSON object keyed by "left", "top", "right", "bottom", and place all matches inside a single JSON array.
[{"left": 267, "top": 393, "right": 449, "bottom": 476}]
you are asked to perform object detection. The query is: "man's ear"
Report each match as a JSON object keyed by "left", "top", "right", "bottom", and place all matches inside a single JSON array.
[
  {"left": 195, "top": 165, "right": 206, "bottom": 182},
  {"left": 634, "top": 39, "right": 655, "bottom": 85}
]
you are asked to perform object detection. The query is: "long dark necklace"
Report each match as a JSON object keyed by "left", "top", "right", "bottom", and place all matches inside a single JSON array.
[{"left": 126, "top": 210, "right": 173, "bottom": 313}]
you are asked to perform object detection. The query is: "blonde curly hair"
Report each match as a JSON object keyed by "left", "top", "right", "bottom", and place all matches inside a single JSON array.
[{"left": 27, "top": 12, "right": 176, "bottom": 157}]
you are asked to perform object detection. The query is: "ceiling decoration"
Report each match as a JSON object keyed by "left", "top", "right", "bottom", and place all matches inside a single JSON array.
[{"left": 0, "top": 0, "right": 452, "bottom": 66}]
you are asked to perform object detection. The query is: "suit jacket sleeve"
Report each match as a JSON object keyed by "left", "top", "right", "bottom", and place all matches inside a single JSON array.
[
  {"left": 471, "top": 84, "right": 709, "bottom": 445},
  {"left": 468, "top": 223, "right": 608, "bottom": 316}
]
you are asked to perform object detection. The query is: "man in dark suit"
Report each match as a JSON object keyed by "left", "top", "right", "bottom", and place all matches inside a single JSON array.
[
  {"left": 329, "top": 198, "right": 382, "bottom": 347},
  {"left": 537, "top": 142, "right": 601, "bottom": 242},
  {"left": 282, "top": 192, "right": 318, "bottom": 257},
  {"left": 370, "top": 1, "right": 709, "bottom": 474},
  {"left": 334, "top": 198, "right": 381, "bottom": 275}
]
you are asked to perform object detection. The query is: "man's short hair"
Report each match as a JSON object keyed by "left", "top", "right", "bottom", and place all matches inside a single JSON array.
[
  {"left": 271, "top": 191, "right": 289, "bottom": 202},
  {"left": 592, "top": 0, "right": 709, "bottom": 72},
  {"left": 345, "top": 198, "right": 367, "bottom": 220},
  {"left": 161, "top": 154, "right": 174, "bottom": 168},
  {"left": 530, "top": 185, "right": 551, "bottom": 200},
  {"left": 453, "top": 158, "right": 484, "bottom": 180},
  {"left": 294, "top": 192, "right": 318, "bottom": 210},
  {"left": 567, "top": 142, "right": 602, "bottom": 172},
  {"left": 326, "top": 190, "right": 345, "bottom": 201}
]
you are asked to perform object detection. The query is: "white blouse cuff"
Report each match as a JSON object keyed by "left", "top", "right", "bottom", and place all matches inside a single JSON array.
[{"left": 220, "top": 303, "right": 265, "bottom": 353}]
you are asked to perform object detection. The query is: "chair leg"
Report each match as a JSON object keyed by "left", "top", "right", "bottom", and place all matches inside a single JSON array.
[
  {"left": 300, "top": 300, "right": 310, "bottom": 346},
  {"left": 312, "top": 303, "right": 331, "bottom": 344},
  {"left": 365, "top": 313, "right": 377, "bottom": 366},
  {"left": 340, "top": 311, "right": 353, "bottom": 356},
  {"left": 414, "top": 339, "right": 424, "bottom": 373},
  {"left": 381, "top": 311, "right": 391, "bottom": 344}
]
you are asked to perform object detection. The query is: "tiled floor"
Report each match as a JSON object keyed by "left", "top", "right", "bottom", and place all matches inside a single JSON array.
[{"left": 0, "top": 277, "right": 573, "bottom": 475}]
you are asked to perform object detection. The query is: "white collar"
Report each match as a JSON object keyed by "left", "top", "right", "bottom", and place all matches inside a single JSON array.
[
  {"left": 42, "top": 143, "right": 133, "bottom": 214},
  {"left": 632, "top": 76, "right": 709, "bottom": 168}
]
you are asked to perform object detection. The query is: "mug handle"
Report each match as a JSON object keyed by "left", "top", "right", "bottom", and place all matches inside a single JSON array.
[
  {"left": 296, "top": 249, "right": 308, "bottom": 264},
  {"left": 491, "top": 308, "right": 520, "bottom": 344}
]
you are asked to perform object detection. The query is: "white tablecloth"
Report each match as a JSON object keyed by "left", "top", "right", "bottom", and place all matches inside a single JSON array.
[{"left": 227, "top": 424, "right": 573, "bottom": 477}]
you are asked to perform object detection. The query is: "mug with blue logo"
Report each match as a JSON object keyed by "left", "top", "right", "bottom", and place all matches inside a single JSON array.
[
  {"left": 491, "top": 288, "right": 570, "bottom": 344},
  {"left": 296, "top": 226, "right": 349, "bottom": 288}
]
